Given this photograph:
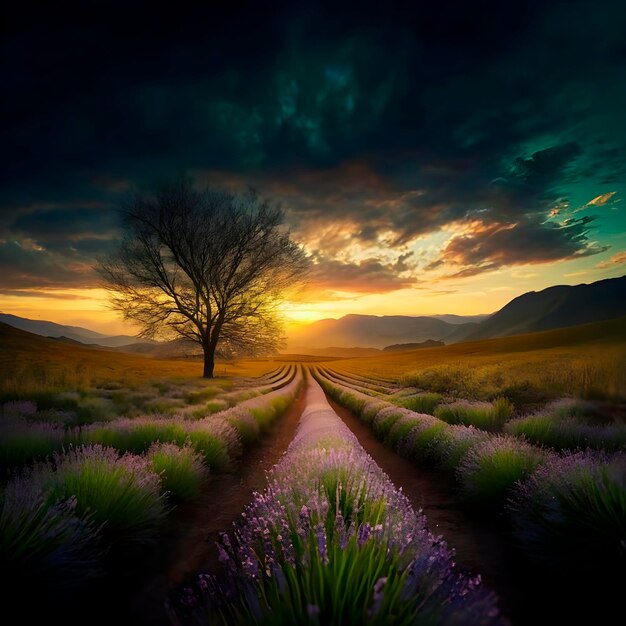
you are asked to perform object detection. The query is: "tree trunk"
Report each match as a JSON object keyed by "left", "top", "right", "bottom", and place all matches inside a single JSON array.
[{"left": 203, "top": 346, "right": 215, "bottom": 378}]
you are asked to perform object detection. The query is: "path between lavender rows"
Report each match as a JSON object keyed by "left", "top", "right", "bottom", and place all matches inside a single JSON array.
[{"left": 87, "top": 372, "right": 563, "bottom": 626}]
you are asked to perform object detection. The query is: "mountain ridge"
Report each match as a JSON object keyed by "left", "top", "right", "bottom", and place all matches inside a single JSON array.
[
  {"left": 286, "top": 275, "right": 626, "bottom": 349},
  {"left": 0, "top": 313, "right": 152, "bottom": 348},
  {"left": 466, "top": 275, "right": 626, "bottom": 341}
]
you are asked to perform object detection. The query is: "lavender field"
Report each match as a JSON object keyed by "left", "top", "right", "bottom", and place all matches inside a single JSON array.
[{"left": 3, "top": 2, "right": 626, "bottom": 623}]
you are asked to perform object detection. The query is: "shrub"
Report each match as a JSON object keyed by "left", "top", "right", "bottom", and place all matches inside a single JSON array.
[
  {"left": 505, "top": 401, "right": 626, "bottom": 451},
  {"left": 34, "top": 445, "right": 166, "bottom": 546},
  {"left": 371, "top": 407, "right": 409, "bottom": 439},
  {"left": 508, "top": 450, "right": 626, "bottom": 573},
  {"left": 435, "top": 398, "right": 512, "bottom": 431},
  {"left": 186, "top": 420, "right": 240, "bottom": 472},
  {"left": 456, "top": 436, "right": 549, "bottom": 507},
  {"left": 398, "top": 392, "right": 442, "bottom": 415},
  {"left": 403, "top": 421, "right": 449, "bottom": 464},
  {"left": 0, "top": 477, "right": 101, "bottom": 603},
  {"left": 0, "top": 419, "right": 67, "bottom": 469},
  {"left": 148, "top": 442, "right": 208, "bottom": 500},
  {"left": 81, "top": 417, "right": 188, "bottom": 453},
  {"left": 428, "top": 425, "right": 490, "bottom": 473},
  {"left": 224, "top": 406, "right": 261, "bottom": 445}
]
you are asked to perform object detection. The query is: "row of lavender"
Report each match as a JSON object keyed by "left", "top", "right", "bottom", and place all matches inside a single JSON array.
[
  {"left": 314, "top": 368, "right": 625, "bottom": 575},
  {"left": 0, "top": 367, "right": 303, "bottom": 603},
  {"left": 0, "top": 365, "right": 298, "bottom": 471},
  {"left": 321, "top": 366, "right": 626, "bottom": 451},
  {"left": 172, "top": 375, "right": 505, "bottom": 625}
]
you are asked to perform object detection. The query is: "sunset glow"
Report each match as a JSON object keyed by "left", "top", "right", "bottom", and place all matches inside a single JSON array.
[{"left": 1, "top": 1, "right": 625, "bottom": 338}]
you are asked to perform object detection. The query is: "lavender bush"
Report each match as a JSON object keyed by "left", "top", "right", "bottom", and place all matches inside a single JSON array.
[
  {"left": 456, "top": 436, "right": 550, "bottom": 506},
  {"left": 505, "top": 401, "right": 626, "bottom": 451},
  {"left": 173, "top": 378, "right": 504, "bottom": 625},
  {"left": 395, "top": 418, "right": 449, "bottom": 464},
  {"left": 508, "top": 450, "right": 626, "bottom": 572},
  {"left": 397, "top": 392, "right": 443, "bottom": 415},
  {"left": 0, "top": 476, "right": 101, "bottom": 600},
  {"left": 435, "top": 398, "right": 513, "bottom": 431},
  {"left": 427, "top": 424, "right": 491, "bottom": 473},
  {"left": 32, "top": 444, "right": 167, "bottom": 546},
  {"left": 371, "top": 406, "right": 412, "bottom": 439},
  {"left": 0, "top": 417, "right": 68, "bottom": 469},
  {"left": 148, "top": 442, "right": 209, "bottom": 500}
]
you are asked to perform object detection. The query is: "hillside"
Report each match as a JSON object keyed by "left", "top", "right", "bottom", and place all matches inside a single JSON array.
[
  {"left": 467, "top": 275, "right": 626, "bottom": 340},
  {"left": 287, "top": 314, "right": 477, "bottom": 349},
  {"left": 0, "top": 313, "right": 151, "bottom": 348},
  {"left": 0, "top": 323, "right": 276, "bottom": 393},
  {"left": 383, "top": 340, "right": 444, "bottom": 352},
  {"left": 321, "top": 315, "right": 626, "bottom": 402}
]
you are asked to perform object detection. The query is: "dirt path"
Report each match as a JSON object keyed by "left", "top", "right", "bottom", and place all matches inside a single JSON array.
[
  {"left": 325, "top": 393, "right": 626, "bottom": 626},
  {"left": 325, "top": 395, "right": 533, "bottom": 626},
  {"left": 77, "top": 378, "right": 618, "bottom": 626},
  {"left": 89, "top": 386, "right": 307, "bottom": 626}
]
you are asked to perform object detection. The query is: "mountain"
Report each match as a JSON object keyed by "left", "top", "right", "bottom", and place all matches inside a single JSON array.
[
  {"left": 283, "top": 346, "right": 383, "bottom": 358},
  {"left": 0, "top": 313, "right": 152, "bottom": 348},
  {"left": 429, "top": 314, "right": 491, "bottom": 325},
  {"left": 383, "top": 339, "right": 445, "bottom": 352},
  {"left": 287, "top": 314, "right": 478, "bottom": 349},
  {"left": 467, "top": 275, "right": 626, "bottom": 341}
]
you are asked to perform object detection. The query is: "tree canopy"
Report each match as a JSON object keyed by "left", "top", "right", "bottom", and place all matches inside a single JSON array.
[{"left": 98, "top": 178, "right": 309, "bottom": 377}]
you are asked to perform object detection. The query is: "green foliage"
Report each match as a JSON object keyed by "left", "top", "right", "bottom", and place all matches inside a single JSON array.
[
  {"left": 36, "top": 445, "right": 167, "bottom": 546},
  {"left": 434, "top": 398, "right": 513, "bottom": 431},
  {"left": 398, "top": 392, "right": 442, "bottom": 415},
  {"left": 148, "top": 443, "right": 208, "bottom": 500},
  {"left": 186, "top": 430, "right": 233, "bottom": 472},
  {"left": 457, "top": 437, "right": 548, "bottom": 507}
]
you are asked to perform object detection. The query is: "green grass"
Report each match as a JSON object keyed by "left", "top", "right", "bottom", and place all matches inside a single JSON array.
[
  {"left": 397, "top": 392, "right": 442, "bottom": 415},
  {"left": 509, "top": 451, "right": 626, "bottom": 573},
  {"left": 185, "top": 428, "right": 235, "bottom": 472},
  {"left": 419, "top": 425, "right": 489, "bottom": 473},
  {"left": 434, "top": 397, "right": 513, "bottom": 431},
  {"left": 0, "top": 421, "right": 68, "bottom": 470},
  {"left": 148, "top": 442, "right": 208, "bottom": 500},
  {"left": 320, "top": 317, "right": 626, "bottom": 406},
  {"left": 456, "top": 436, "right": 549, "bottom": 507},
  {"left": 36, "top": 445, "right": 167, "bottom": 546},
  {"left": 371, "top": 407, "right": 407, "bottom": 439},
  {"left": 407, "top": 422, "right": 449, "bottom": 463},
  {"left": 0, "top": 478, "right": 101, "bottom": 602},
  {"left": 81, "top": 419, "right": 188, "bottom": 453}
]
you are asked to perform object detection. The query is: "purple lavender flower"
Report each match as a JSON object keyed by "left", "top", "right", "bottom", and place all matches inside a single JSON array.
[{"left": 314, "top": 522, "right": 328, "bottom": 564}]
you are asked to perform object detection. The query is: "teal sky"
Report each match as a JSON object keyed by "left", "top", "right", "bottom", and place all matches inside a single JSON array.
[{"left": 1, "top": 0, "right": 625, "bottom": 329}]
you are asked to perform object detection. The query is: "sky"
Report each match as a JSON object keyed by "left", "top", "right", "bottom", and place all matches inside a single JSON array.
[{"left": 1, "top": 0, "right": 625, "bottom": 335}]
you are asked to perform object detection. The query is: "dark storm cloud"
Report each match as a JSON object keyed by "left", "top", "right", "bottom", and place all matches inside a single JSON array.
[
  {"left": 199, "top": 137, "right": 600, "bottom": 268},
  {"left": 1, "top": 0, "right": 625, "bottom": 290},
  {"left": 0, "top": 240, "right": 98, "bottom": 288},
  {"left": 8, "top": 206, "right": 120, "bottom": 241},
  {"left": 0, "top": 202, "right": 121, "bottom": 290},
  {"left": 430, "top": 216, "right": 610, "bottom": 279}
]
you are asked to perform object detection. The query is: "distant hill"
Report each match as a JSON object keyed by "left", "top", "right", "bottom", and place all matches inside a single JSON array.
[
  {"left": 383, "top": 339, "right": 444, "bottom": 352},
  {"left": 0, "top": 313, "right": 153, "bottom": 348},
  {"left": 287, "top": 314, "right": 478, "bottom": 349},
  {"left": 285, "top": 346, "right": 382, "bottom": 358},
  {"left": 467, "top": 275, "right": 626, "bottom": 341},
  {"left": 429, "top": 314, "right": 490, "bottom": 325}
]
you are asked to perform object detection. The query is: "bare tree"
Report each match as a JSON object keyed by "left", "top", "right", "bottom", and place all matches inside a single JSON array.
[{"left": 98, "top": 178, "right": 309, "bottom": 377}]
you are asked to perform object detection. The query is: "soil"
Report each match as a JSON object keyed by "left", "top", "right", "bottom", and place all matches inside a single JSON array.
[
  {"left": 325, "top": 395, "right": 623, "bottom": 626},
  {"left": 70, "top": 386, "right": 306, "bottom": 626},
  {"left": 65, "top": 380, "right": 621, "bottom": 626}
]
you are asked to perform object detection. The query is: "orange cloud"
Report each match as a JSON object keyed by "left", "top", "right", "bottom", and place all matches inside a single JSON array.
[
  {"left": 595, "top": 251, "right": 626, "bottom": 269},
  {"left": 585, "top": 191, "right": 616, "bottom": 207}
]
